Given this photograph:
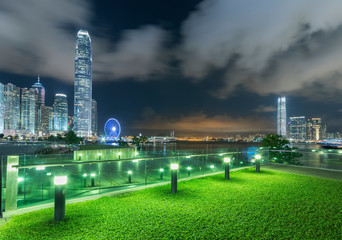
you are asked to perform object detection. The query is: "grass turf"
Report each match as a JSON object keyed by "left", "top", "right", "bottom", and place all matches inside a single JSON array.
[{"left": 1, "top": 168, "right": 341, "bottom": 239}]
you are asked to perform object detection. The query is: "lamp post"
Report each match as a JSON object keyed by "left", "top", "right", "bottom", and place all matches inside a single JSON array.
[
  {"left": 90, "top": 173, "right": 96, "bottom": 187},
  {"left": 54, "top": 176, "right": 67, "bottom": 221},
  {"left": 255, "top": 154, "right": 261, "bottom": 173},
  {"left": 187, "top": 167, "right": 192, "bottom": 177},
  {"left": 82, "top": 173, "right": 87, "bottom": 187},
  {"left": 171, "top": 164, "right": 178, "bottom": 194},
  {"left": 159, "top": 168, "right": 164, "bottom": 180},
  {"left": 78, "top": 154, "right": 82, "bottom": 161},
  {"left": 128, "top": 171, "right": 132, "bottom": 183},
  {"left": 98, "top": 153, "right": 101, "bottom": 160},
  {"left": 224, "top": 157, "right": 230, "bottom": 180}
]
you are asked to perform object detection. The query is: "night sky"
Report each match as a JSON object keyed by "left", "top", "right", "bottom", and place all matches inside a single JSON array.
[{"left": 1, "top": 0, "right": 342, "bottom": 137}]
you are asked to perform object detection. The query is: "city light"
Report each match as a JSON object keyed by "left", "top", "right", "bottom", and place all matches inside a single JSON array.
[
  {"left": 18, "top": 177, "right": 24, "bottom": 182},
  {"left": 54, "top": 176, "right": 67, "bottom": 185},
  {"left": 90, "top": 173, "right": 96, "bottom": 177},
  {"left": 171, "top": 164, "right": 179, "bottom": 170},
  {"left": 36, "top": 166, "right": 45, "bottom": 170},
  {"left": 224, "top": 157, "right": 231, "bottom": 163},
  {"left": 187, "top": 167, "right": 192, "bottom": 170},
  {"left": 83, "top": 173, "right": 87, "bottom": 177},
  {"left": 159, "top": 168, "right": 164, "bottom": 172}
]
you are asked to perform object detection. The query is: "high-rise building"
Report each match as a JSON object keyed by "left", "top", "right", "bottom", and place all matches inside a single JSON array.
[
  {"left": 32, "top": 75, "right": 45, "bottom": 133},
  {"left": 74, "top": 29, "right": 92, "bottom": 137},
  {"left": 53, "top": 94, "right": 68, "bottom": 131},
  {"left": 289, "top": 116, "right": 306, "bottom": 142},
  {"left": 0, "top": 83, "right": 4, "bottom": 134},
  {"left": 20, "top": 88, "right": 37, "bottom": 135},
  {"left": 312, "top": 118, "right": 321, "bottom": 141},
  {"left": 277, "top": 96, "right": 286, "bottom": 138},
  {"left": 4, "top": 83, "right": 20, "bottom": 130},
  {"left": 41, "top": 105, "right": 52, "bottom": 135},
  {"left": 91, "top": 99, "right": 97, "bottom": 136}
]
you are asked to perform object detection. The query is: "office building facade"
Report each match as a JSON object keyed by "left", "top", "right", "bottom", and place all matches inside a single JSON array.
[
  {"left": 4, "top": 83, "right": 20, "bottom": 131},
  {"left": 0, "top": 83, "right": 4, "bottom": 134},
  {"left": 53, "top": 94, "right": 68, "bottom": 131},
  {"left": 289, "top": 116, "right": 306, "bottom": 142},
  {"left": 277, "top": 96, "right": 287, "bottom": 138},
  {"left": 74, "top": 29, "right": 92, "bottom": 137},
  {"left": 31, "top": 75, "right": 45, "bottom": 133},
  {"left": 91, "top": 99, "right": 97, "bottom": 136},
  {"left": 20, "top": 88, "right": 37, "bottom": 135}
]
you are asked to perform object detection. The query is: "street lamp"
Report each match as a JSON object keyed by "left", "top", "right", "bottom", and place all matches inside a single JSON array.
[
  {"left": 82, "top": 173, "right": 87, "bottom": 187},
  {"left": 171, "top": 164, "right": 178, "bottom": 194},
  {"left": 78, "top": 154, "right": 82, "bottom": 161},
  {"left": 90, "top": 173, "right": 96, "bottom": 187},
  {"left": 255, "top": 154, "right": 261, "bottom": 173},
  {"left": 98, "top": 153, "right": 101, "bottom": 160},
  {"left": 159, "top": 168, "right": 164, "bottom": 180},
  {"left": 128, "top": 170, "right": 132, "bottom": 183},
  {"left": 54, "top": 176, "right": 67, "bottom": 221},
  {"left": 224, "top": 157, "right": 230, "bottom": 180},
  {"left": 187, "top": 166, "right": 192, "bottom": 177}
]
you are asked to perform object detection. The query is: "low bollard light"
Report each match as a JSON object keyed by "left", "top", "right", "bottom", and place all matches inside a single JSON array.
[
  {"left": 171, "top": 164, "right": 178, "bottom": 194},
  {"left": 78, "top": 154, "right": 82, "bottom": 161},
  {"left": 187, "top": 167, "right": 192, "bottom": 177},
  {"left": 128, "top": 171, "right": 132, "bottom": 183},
  {"left": 118, "top": 152, "right": 122, "bottom": 159},
  {"left": 255, "top": 154, "right": 261, "bottom": 173},
  {"left": 90, "top": 173, "right": 96, "bottom": 187},
  {"left": 82, "top": 173, "right": 87, "bottom": 187},
  {"left": 159, "top": 168, "right": 164, "bottom": 180},
  {"left": 224, "top": 157, "right": 231, "bottom": 180},
  {"left": 98, "top": 153, "right": 101, "bottom": 160},
  {"left": 54, "top": 176, "right": 67, "bottom": 221}
]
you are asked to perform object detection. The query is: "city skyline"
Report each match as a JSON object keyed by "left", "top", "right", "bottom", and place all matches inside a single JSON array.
[{"left": 1, "top": 0, "right": 342, "bottom": 136}]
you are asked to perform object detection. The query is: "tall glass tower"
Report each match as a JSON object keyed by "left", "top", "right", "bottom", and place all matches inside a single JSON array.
[
  {"left": 4, "top": 83, "right": 20, "bottom": 130},
  {"left": 74, "top": 29, "right": 92, "bottom": 137},
  {"left": 32, "top": 75, "right": 45, "bottom": 133},
  {"left": 20, "top": 88, "right": 37, "bottom": 135},
  {"left": 277, "top": 96, "right": 287, "bottom": 138},
  {"left": 53, "top": 94, "right": 68, "bottom": 131}
]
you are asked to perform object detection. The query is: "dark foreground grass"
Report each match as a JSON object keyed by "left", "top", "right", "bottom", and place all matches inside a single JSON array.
[{"left": 1, "top": 168, "right": 341, "bottom": 239}]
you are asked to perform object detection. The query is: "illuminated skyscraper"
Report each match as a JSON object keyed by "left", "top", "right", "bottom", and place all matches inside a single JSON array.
[
  {"left": 0, "top": 83, "right": 4, "bottom": 134},
  {"left": 312, "top": 118, "right": 321, "bottom": 141},
  {"left": 74, "top": 29, "right": 92, "bottom": 137},
  {"left": 4, "top": 83, "right": 20, "bottom": 130},
  {"left": 20, "top": 88, "right": 37, "bottom": 135},
  {"left": 32, "top": 75, "right": 45, "bottom": 133},
  {"left": 41, "top": 105, "right": 52, "bottom": 135},
  {"left": 91, "top": 99, "right": 97, "bottom": 136},
  {"left": 289, "top": 116, "right": 306, "bottom": 142},
  {"left": 277, "top": 96, "right": 287, "bottom": 138},
  {"left": 53, "top": 94, "right": 68, "bottom": 131}
]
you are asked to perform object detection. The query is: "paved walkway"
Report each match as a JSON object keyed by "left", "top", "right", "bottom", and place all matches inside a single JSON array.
[{"left": 263, "top": 164, "right": 342, "bottom": 181}]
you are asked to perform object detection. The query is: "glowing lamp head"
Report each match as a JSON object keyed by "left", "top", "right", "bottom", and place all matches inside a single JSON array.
[
  {"left": 83, "top": 173, "right": 87, "bottom": 177},
  {"left": 255, "top": 154, "right": 261, "bottom": 160},
  {"left": 128, "top": 170, "right": 132, "bottom": 175},
  {"left": 159, "top": 168, "right": 164, "bottom": 172},
  {"left": 90, "top": 173, "right": 96, "bottom": 177},
  {"left": 118, "top": 152, "right": 121, "bottom": 155},
  {"left": 187, "top": 167, "right": 192, "bottom": 170},
  {"left": 224, "top": 157, "right": 231, "bottom": 163},
  {"left": 210, "top": 165, "right": 215, "bottom": 169},
  {"left": 36, "top": 166, "right": 45, "bottom": 170},
  {"left": 54, "top": 176, "right": 67, "bottom": 185},
  {"left": 171, "top": 164, "right": 179, "bottom": 170},
  {"left": 18, "top": 177, "right": 24, "bottom": 182}
]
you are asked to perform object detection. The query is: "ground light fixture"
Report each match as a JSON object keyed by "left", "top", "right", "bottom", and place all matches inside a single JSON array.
[
  {"left": 118, "top": 152, "right": 122, "bottom": 159},
  {"left": 159, "top": 168, "right": 164, "bottom": 180},
  {"left": 171, "top": 163, "right": 178, "bottom": 194},
  {"left": 90, "top": 173, "right": 96, "bottom": 187},
  {"left": 255, "top": 154, "right": 261, "bottom": 173},
  {"left": 78, "top": 154, "right": 82, "bottom": 161},
  {"left": 54, "top": 176, "right": 67, "bottom": 221},
  {"left": 98, "top": 153, "right": 101, "bottom": 160},
  {"left": 224, "top": 157, "right": 231, "bottom": 180},
  {"left": 128, "top": 170, "right": 132, "bottom": 183},
  {"left": 187, "top": 166, "right": 192, "bottom": 177},
  {"left": 82, "top": 173, "right": 87, "bottom": 187}
]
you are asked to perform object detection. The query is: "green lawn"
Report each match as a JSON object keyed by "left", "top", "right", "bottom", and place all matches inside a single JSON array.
[{"left": 1, "top": 168, "right": 341, "bottom": 239}]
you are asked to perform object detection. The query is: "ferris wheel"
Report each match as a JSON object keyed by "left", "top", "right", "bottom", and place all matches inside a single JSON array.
[{"left": 104, "top": 118, "right": 121, "bottom": 140}]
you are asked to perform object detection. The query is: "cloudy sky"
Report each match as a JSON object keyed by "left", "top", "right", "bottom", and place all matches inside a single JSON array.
[{"left": 1, "top": 0, "right": 342, "bottom": 137}]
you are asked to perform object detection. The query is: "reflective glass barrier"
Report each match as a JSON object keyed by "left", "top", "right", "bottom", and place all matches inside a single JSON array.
[{"left": 0, "top": 147, "right": 266, "bottom": 213}]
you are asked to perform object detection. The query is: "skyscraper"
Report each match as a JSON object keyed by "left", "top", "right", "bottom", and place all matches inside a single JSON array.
[
  {"left": 20, "top": 88, "right": 37, "bottom": 135},
  {"left": 91, "top": 99, "right": 97, "bottom": 136},
  {"left": 41, "top": 105, "right": 52, "bottom": 135},
  {"left": 53, "top": 94, "right": 68, "bottom": 131},
  {"left": 4, "top": 83, "right": 20, "bottom": 130},
  {"left": 312, "top": 118, "right": 322, "bottom": 141},
  {"left": 74, "top": 29, "right": 92, "bottom": 137},
  {"left": 277, "top": 96, "right": 286, "bottom": 138},
  {"left": 32, "top": 75, "right": 45, "bottom": 133},
  {"left": 289, "top": 116, "right": 306, "bottom": 142},
  {"left": 0, "top": 83, "right": 4, "bottom": 134}
]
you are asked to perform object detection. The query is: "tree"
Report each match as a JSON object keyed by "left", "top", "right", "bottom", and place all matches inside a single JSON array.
[
  {"left": 0, "top": 134, "right": 4, "bottom": 139},
  {"left": 261, "top": 134, "right": 302, "bottom": 165},
  {"left": 65, "top": 131, "right": 80, "bottom": 145},
  {"left": 132, "top": 135, "right": 149, "bottom": 150}
]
